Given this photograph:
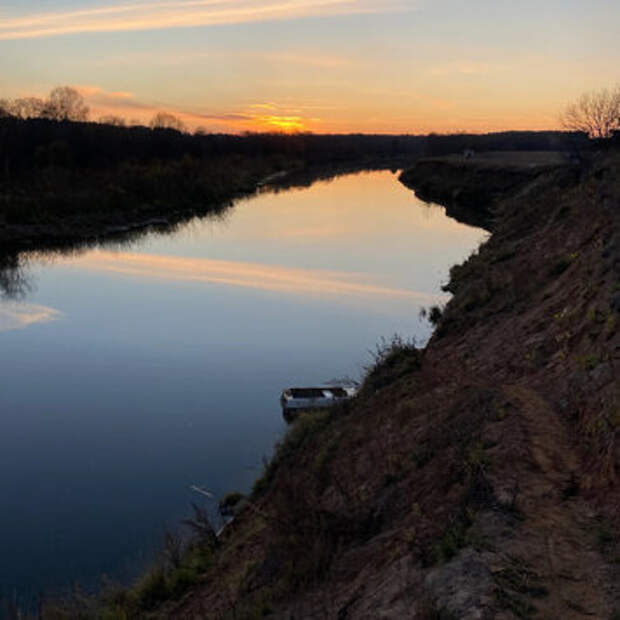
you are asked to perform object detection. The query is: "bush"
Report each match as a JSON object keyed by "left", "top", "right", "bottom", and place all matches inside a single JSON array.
[
  {"left": 252, "top": 409, "right": 332, "bottom": 497},
  {"left": 363, "top": 335, "right": 422, "bottom": 392}
]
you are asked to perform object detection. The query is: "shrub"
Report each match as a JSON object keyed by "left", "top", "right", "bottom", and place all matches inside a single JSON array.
[{"left": 363, "top": 335, "right": 422, "bottom": 392}]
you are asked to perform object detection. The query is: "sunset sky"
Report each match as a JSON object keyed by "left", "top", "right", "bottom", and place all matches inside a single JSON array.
[{"left": 1, "top": 0, "right": 618, "bottom": 133}]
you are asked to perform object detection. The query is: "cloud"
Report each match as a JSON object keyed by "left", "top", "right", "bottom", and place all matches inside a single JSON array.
[
  {"left": 0, "top": 302, "right": 61, "bottom": 332},
  {"left": 73, "top": 250, "right": 447, "bottom": 306},
  {"left": 0, "top": 0, "right": 411, "bottom": 40},
  {"left": 75, "top": 85, "right": 151, "bottom": 111},
  {"left": 71, "top": 85, "right": 320, "bottom": 132},
  {"left": 200, "top": 112, "right": 255, "bottom": 121},
  {"left": 74, "top": 84, "right": 224, "bottom": 127}
]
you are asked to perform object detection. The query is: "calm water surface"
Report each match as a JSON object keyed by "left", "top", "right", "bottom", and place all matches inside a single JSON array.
[{"left": 0, "top": 170, "right": 485, "bottom": 603}]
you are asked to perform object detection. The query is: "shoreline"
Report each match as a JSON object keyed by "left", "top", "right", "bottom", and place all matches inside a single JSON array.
[{"left": 0, "top": 157, "right": 413, "bottom": 259}]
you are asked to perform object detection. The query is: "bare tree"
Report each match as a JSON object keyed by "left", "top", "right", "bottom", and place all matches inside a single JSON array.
[
  {"left": 42, "top": 86, "right": 89, "bottom": 122},
  {"left": 0, "top": 99, "right": 10, "bottom": 117},
  {"left": 98, "top": 114, "right": 126, "bottom": 127},
  {"left": 6, "top": 97, "right": 46, "bottom": 119},
  {"left": 150, "top": 111, "right": 186, "bottom": 132},
  {"left": 561, "top": 86, "right": 620, "bottom": 138}
]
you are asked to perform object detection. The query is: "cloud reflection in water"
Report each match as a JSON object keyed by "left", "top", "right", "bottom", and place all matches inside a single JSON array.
[
  {"left": 0, "top": 302, "right": 61, "bottom": 332},
  {"left": 72, "top": 250, "right": 447, "bottom": 307}
]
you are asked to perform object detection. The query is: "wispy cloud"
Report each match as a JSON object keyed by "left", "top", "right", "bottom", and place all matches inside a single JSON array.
[
  {"left": 0, "top": 0, "right": 411, "bottom": 40},
  {"left": 74, "top": 84, "right": 230, "bottom": 128},
  {"left": 75, "top": 85, "right": 320, "bottom": 131},
  {"left": 0, "top": 302, "right": 61, "bottom": 332},
  {"left": 71, "top": 250, "right": 447, "bottom": 305},
  {"left": 75, "top": 85, "right": 150, "bottom": 111}
]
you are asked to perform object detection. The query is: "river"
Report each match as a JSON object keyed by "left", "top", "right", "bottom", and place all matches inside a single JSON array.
[{"left": 0, "top": 169, "right": 485, "bottom": 607}]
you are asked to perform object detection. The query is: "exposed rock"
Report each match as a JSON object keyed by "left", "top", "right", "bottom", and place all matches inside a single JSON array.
[{"left": 425, "top": 549, "right": 495, "bottom": 619}]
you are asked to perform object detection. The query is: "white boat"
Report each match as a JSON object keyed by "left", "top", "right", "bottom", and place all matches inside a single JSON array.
[{"left": 280, "top": 385, "right": 357, "bottom": 421}]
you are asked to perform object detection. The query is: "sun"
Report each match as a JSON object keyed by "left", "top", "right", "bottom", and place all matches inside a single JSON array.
[{"left": 257, "top": 115, "right": 307, "bottom": 133}]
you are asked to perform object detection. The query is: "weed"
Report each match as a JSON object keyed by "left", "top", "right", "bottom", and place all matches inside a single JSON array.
[
  {"left": 428, "top": 305, "right": 443, "bottom": 325},
  {"left": 183, "top": 503, "right": 219, "bottom": 550},
  {"left": 363, "top": 334, "right": 422, "bottom": 392},
  {"left": 252, "top": 409, "right": 332, "bottom": 498},
  {"left": 219, "top": 491, "right": 244, "bottom": 517},
  {"left": 433, "top": 518, "right": 471, "bottom": 564},
  {"left": 493, "top": 557, "right": 547, "bottom": 618},
  {"left": 577, "top": 353, "right": 601, "bottom": 371},
  {"left": 465, "top": 442, "right": 491, "bottom": 473},
  {"left": 605, "top": 313, "right": 617, "bottom": 336},
  {"left": 495, "top": 566, "right": 548, "bottom": 598},
  {"left": 162, "top": 529, "right": 184, "bottom": 570},
  {"left": 132, "top": 568, "right": 169, "bottom": 610}
]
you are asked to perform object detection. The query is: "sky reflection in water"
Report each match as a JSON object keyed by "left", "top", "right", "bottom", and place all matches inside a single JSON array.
[{"left": 0, "top": 170, "right": 485, "bottom": 602}]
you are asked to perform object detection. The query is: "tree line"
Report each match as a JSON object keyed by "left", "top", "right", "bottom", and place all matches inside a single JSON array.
[
  {"left": 2, "top": 84, "right": 614, "bottom": 186},
  {"left": 0, "top": 86, "right": 190, "bottom": 131}
]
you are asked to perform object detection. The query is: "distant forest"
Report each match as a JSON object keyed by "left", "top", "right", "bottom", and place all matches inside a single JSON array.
[
  {"left": 0, "top": 88, "right": 595, "bottom": 251},
  {"left": 0, "top": 115, "right": 591, "bottom": 180},
  {"left": 0, "top": 86, "right": 591, "bottom": 178}
]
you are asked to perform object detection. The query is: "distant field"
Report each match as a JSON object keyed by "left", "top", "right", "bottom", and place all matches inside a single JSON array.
[{"left": 425, "top": 150, "right": 569, "bottom": 169}]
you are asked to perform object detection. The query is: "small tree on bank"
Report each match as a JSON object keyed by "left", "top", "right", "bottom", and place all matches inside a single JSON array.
[{"left": 561, "top": 86, "right": 620, "bottom": 138}]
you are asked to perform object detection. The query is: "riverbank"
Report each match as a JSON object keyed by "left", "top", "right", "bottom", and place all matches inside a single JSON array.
[
  {"left": 0, "top": 156, "right": 422, "bottom": 257},
  {"left": 153, "top": 150, "right": 620, "bottom": 618},
  {"left": 399, "top": 151, "right": 573, "bottom": 230},
  {"left": 0, "top": 155, "right": 289, "bottom": 254},
  {"left": 40, "top": 148, "right": 620, "bottom": 618},
  {"left": 0, "top": 119, "right": 434, "bottom": 255}
]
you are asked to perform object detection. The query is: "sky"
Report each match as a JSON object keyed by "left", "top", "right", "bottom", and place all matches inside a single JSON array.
[{"left": 0, "top": 0, "right": 618, "bottom": 134}]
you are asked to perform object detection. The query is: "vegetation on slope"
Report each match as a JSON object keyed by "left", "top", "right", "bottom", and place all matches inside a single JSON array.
[
  {"left": 32, "top": 148, "right": 620, "bottom": 619},
  {"left": 151, "top": 149, "right": 619, "bottom": 619}
]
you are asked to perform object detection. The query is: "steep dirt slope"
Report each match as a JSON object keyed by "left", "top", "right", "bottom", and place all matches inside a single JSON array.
[
  {"left": 158, "top": 152, "right": 620, "bottom": 619},
  {"left": 399, "top": 151, "right": 569, "bottom": 230}
]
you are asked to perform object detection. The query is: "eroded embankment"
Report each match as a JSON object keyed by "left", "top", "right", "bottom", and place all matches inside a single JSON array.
[
  {"left": 399, "top": 151, "right": 572, "bottom": 230},
  {"left": 53, "top": 151, "right": 620, "bottom": 619}
]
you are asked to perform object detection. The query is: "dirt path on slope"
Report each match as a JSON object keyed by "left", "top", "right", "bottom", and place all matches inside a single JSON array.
[{"left": 491, "top": 384, "right": 618, "bottom": 618}]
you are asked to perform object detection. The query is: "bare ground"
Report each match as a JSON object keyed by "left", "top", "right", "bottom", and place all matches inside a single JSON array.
[{"left": 151, "top": 151, "right": 620, "bottom": 620}]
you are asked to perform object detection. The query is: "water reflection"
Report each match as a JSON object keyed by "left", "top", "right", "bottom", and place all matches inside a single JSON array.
[
  {"left": 0, "top": 254, "right": 32, "bottom": 300},
  {"left": 0, "top": 169, "right": 485, "bottom": 607},
  {"left": 67, "top": 250, "right": 447, "bottom": 306},
  {"left": 0, "top": 301, "right": 61, "bottom": 332},
  {"left": 0, "top": 165, "right": 426, "bottom": 301}
]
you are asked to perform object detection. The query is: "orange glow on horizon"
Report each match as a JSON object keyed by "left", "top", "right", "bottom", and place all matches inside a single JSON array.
[{"left": 255, "top": 115, "right": 308, "bottom": 132}]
